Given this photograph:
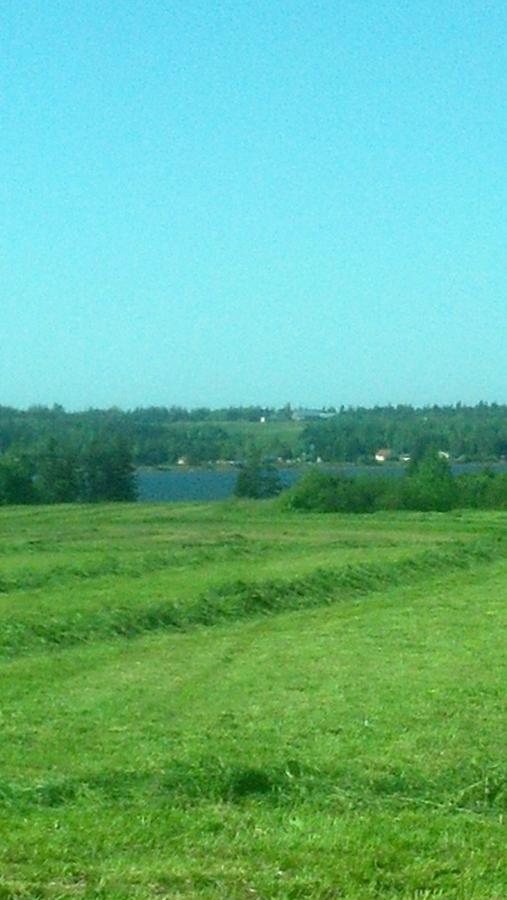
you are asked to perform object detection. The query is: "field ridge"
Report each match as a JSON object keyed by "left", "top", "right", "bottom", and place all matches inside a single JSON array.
[{"left": 2, "top": 533, "right": 505, "bottom": 659}]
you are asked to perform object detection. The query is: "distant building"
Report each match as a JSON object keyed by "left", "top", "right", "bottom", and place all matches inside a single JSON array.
[
  {"left": 375, "top": 448, "right": 393, "bottom": 463},
  {"left": 292, "top": 408, "right": 335, "bottom": 422}
]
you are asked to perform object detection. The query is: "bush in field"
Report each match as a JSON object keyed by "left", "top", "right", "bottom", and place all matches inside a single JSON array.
[
  {"left": 457, "top": 469, "right": 507, "bottom": 509},
  {"left": 481, "top": 472, "right": 507, "bottom": 508},
  {"left": 282, "top": 469, "right": 341, "bottom": 511},
  {"left": 401, "top": 452, "right": 457, "bottom": 512},
  {"left": 282, "top": 469, "right": 387, "bottom": 513}
]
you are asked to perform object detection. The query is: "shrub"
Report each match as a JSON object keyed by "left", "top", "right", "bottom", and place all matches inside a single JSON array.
[{"left": 282, "top": 469, "right": 385, "bottom": 513}]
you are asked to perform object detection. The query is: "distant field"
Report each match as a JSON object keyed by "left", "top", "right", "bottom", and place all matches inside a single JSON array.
[
  {"left": 1, "top": 501, "right": 507, "bottom": 897},
  {"left": 181, "top": 418, "right": 305, "bottom": 456},
  {"left": 220, "top": 419, "right": 303, "bottom": 447}
]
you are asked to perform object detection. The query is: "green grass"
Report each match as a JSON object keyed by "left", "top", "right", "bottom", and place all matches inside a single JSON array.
[
  {"left": 1, "top": 501, "right": 507, "bottom": 897},
  {"left": 202, "top": 418, "right": 304, "bottom": 455},
  {"left": 160, "top": 418, "right": 304, "bottom": 457}
]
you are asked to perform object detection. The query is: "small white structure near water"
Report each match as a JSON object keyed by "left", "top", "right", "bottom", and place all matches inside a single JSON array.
[{"left": 375, "top": 448, "right": 393, "bottom": 463}]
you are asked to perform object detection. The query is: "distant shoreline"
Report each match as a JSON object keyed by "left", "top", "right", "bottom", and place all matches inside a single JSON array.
[
  {"left": 138, "top": 458, "right": 507, "bottom": 473},
  {"left": 136, "top": 461, "right": 507, "bottom": 503}
]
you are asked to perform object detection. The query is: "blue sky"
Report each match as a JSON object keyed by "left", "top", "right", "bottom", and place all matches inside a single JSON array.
[{"left": 2, "top": 0, "right": 506, "bottom": 410}]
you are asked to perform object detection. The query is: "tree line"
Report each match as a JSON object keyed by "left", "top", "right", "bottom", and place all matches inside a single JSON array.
[
  {"left": 3, "top": 402, "right": 507, "bottom": 507},
  {"left": 282, "top": 452, "right": 507, "bottom": 513},
  {"left": 0, "top": 434, "right": 136, "bottom": 505},
  {"left": 301, "top": 403, "right": 507, "bottom": 462},
  {"left": 0, "top": 404, "right": 292, "bottom": 468},
  {"left": 3, "top": 402, "right": 507, "bottom": 469}
]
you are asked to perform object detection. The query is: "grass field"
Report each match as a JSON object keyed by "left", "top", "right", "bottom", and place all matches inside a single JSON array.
[
  {"left": 165, "top": 418, "right": 304, "bottom": 458},
  {"left": 215, "top": 418, "right": 304, "bottom": 452},
  {"left": 1, "top": 501, "right": 507, "bottom": 898}
]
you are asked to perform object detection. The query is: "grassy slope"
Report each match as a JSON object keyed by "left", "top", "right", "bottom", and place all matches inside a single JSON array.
[
  {"left": 193, "top": 419, "right": 304, "bottom": 455},
  {"left": 160, "top": 419, "right": 304, "bottom": 458},
  {"left": 1, "top": 503, "right": 507, "bottom": 897}
]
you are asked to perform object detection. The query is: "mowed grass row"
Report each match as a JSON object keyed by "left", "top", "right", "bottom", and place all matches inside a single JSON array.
[
  {"left": 0, "top": 500, "right": 422, "bottom": 594},
  {"left": 1, "top": 540, "right": 507, "bottom": 897},
  {"left": 0, "top": 501, "right": 470, "bottom": 589},
  {"left": 0, "top": 503, "right": 506, "bottom": 657},
  {"left": 1, "top": 500, "right": 416, "bottom": 654}
]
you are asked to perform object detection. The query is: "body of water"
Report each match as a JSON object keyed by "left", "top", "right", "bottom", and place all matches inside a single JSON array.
[{"left": 136, "top": 462, "right": 507, "bottom": 503}]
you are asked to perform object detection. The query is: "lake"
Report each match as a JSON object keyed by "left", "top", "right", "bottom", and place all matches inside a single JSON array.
[{"left": 136, "top": 462, "right": 507, "bottom": 503}]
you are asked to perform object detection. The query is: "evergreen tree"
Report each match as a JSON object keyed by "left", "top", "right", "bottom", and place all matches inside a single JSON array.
[
  {"left": 234, "top": 447, "right": 281, "bottom": 499},
  {"left": 83, "top": 435, "right": 137, "bottom": 502},
  {"left": 37, "top": 438, "right": 82, "bottom": 503},
  {"left": 0, "top": 451, "right": 38, "bottom": 505}
]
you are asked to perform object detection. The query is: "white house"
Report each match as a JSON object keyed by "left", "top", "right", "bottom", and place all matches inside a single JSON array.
[{"left": 375, "top": 448, "right": 393, "bottom": 463}]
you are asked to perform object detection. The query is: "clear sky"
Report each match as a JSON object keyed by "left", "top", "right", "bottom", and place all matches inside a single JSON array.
[{"left": 2, "top": 0, "right": 506, "bottom": 410}]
